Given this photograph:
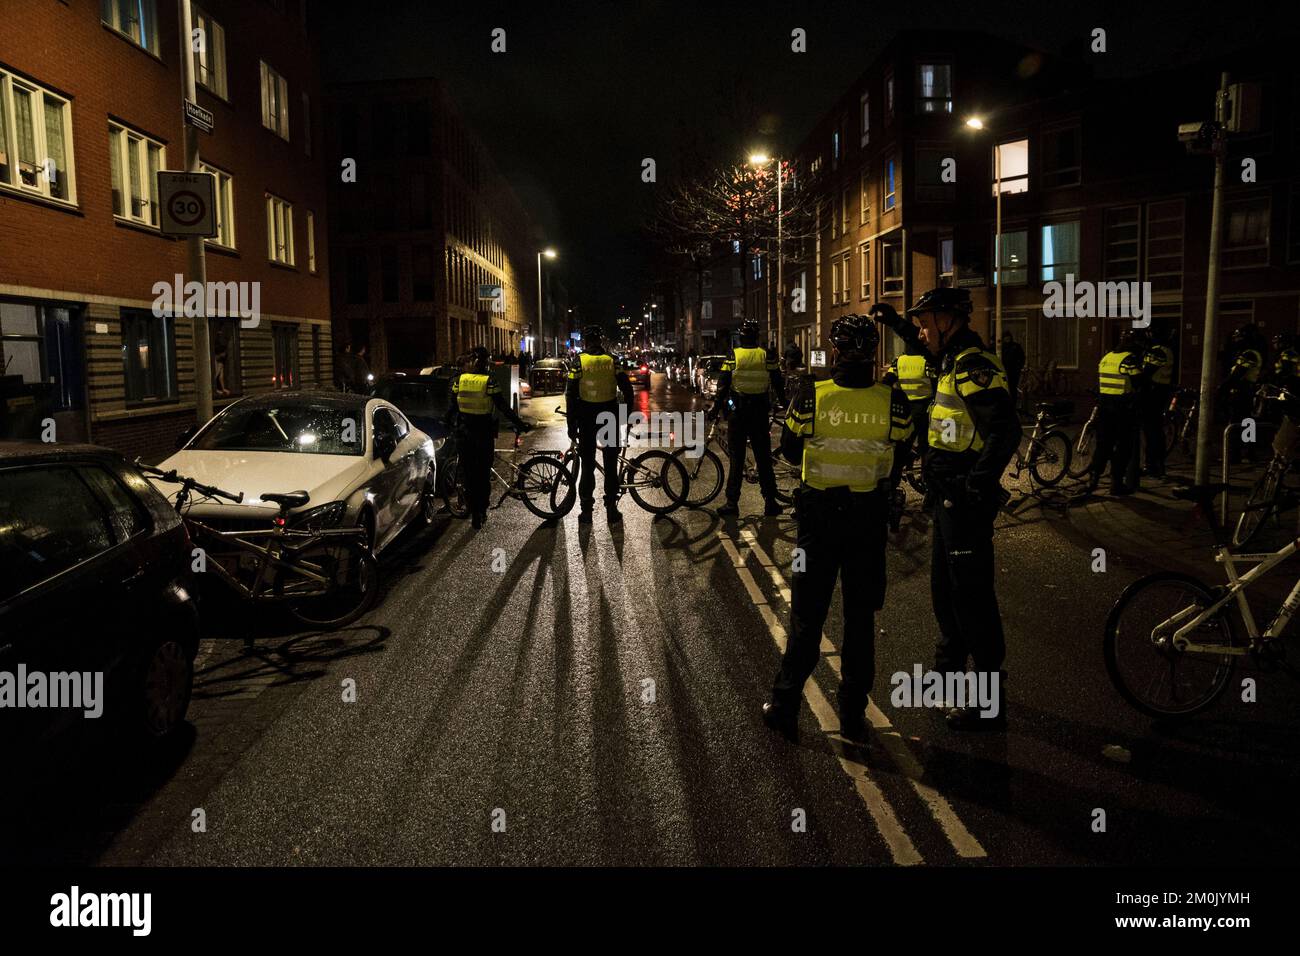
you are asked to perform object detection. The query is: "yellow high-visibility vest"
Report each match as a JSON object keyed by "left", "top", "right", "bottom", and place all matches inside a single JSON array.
[
  {"left": 894, "top": 353, "right": 934, "bottom": 403},
  {"left": 1144, "top": 345, "right": 1174, "bottom": 386},
  {"left": 1098, "top": 350, "right": 1137, "bottom": 396},
  {"left": 726, "top": 347, "right": 772, "bottom": 395},
  {"left": 798, "top": 380, "right": 911, "bottom": 492},
  {"left": 1234, "top": 348, "right": 1262, "bottom": 383},
  {"left": 928, "top": 347, "right": 1008, "bottom": 453},
  {"left": 571, "top": 352, "right": 617, "bottom": 402},
  {"left": 453, "top": 373, "right": 492, "bottom": 415}
]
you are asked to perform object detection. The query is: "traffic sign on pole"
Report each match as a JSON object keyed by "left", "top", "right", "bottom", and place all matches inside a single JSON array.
[{"left": 157, "top": 170, "right": 217, "bottom": 237}]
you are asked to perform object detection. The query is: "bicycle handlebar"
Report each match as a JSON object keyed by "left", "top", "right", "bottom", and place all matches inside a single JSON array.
[{"left": 134, "top": 459, "right": 245, "bottom": 504}]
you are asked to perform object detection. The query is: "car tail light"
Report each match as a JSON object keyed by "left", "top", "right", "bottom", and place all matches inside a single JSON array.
[{"left": 640, "top": 365, "right": 648, "bottom": 372}]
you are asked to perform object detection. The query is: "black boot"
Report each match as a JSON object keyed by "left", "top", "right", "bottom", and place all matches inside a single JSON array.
[
  {"left": 837, "top": 699, "right": 867, "bottom": 740},
  {"left": 763, "top": 499, "right": 783, "bottom": 517},
  {"left": 761, "top": 700, "right": 799, "bottom": 741},
  {"left": 945, "top": 670, "right": 1007, "bottom": 732},
  {"left": 578, "top": 506, "right": 594, "bottom": 525},
  {"left": 717, "top": 501, "right": 740, "bottom": 517}
]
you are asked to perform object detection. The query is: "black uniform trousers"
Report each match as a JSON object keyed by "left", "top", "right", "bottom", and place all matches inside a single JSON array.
[
  {"left": 1091, "top": 395, "right": 1138, "bottom": 488},
  {"left": 724, "top": 394, "right": 777, "bottom": 504},
  {"left": 457, "top": 416, "right": 496, "bottom": 516},
  {"left": 930, "top": 494, "right": 1006, "bottom": 676},
  {"left": 773, "top": 487, "right": 888, "bottom": 712},
  {"left": 574, "top": 400, "right": 621, "bottom": 509},
  {"left": 1142, "top": 385, "right": 1173, "bottom": 477}
]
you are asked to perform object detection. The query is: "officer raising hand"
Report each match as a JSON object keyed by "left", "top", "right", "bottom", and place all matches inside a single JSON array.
[{"left": 761, "top": 315, "right": 913, "bottom": 742}]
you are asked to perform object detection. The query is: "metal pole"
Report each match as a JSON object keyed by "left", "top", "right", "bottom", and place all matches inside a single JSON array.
[
  {"left": 536, "top": 252, "right": 543, "bottom": 358},
  {"left": 994, "top": 142, "right": 1003, "bottom": 348},
  {"left": 1195, "top": 71, "right": 1231, "bottom": 486},
  {"left": 179, "top": 0, "right": 212, "bottom": 424},
  {"left": 776, "top": 160, "right": 784, "bottom": 352}
]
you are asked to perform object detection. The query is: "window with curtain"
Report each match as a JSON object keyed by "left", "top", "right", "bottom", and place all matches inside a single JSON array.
[
  {"left": 121, "top": 309, "right": 176, "bottom": 403},
  {"left": 100, "top": 0, "right": 159, "bottom": 55},
  {"left": 995, "top": 230, "right": 1028, "bottom": 285},
  {"left": 993, "top": 139, "right": 1030, "bottom": 195},
  {"left": 109, "top": 124, "right": 164, "bottom": 225},
  {"left": 882, "top": 241, "right": 903, "bottom": 294},
  {"left": 916, "top": 63, "right": 953, "bottom": 113},
  {"left": 884, "top": 157, "right": 896, "bottom": 209},
  {"left": 939, "top": 237, "right": 954, "bottom": 287},
  {"left": 1041, "top": 221, "right": 1080, "bottom": 281}
]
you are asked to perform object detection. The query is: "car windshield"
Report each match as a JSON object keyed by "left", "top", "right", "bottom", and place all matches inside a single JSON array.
[
  {"left": 191, "top": 402, "right": 366, "bottom": 455},
  {"left": 376, "top": 381, "right": 449, "bottom": 420}
]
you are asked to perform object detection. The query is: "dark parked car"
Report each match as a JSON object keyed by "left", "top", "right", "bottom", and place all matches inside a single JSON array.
[
  {"left": 0, "top": 443, "right": 200, "bottom": 756},
  {"left": 530, "top": 357, "right": 569, "bottom": 396},
  {"left": 621, "top": 356, "right": 652, "bottom": 390}
]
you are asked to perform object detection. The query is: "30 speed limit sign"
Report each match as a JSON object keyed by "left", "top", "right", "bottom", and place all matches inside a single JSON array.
[{"left": 157, "top": 170, "right": 217, "bottom": 237}]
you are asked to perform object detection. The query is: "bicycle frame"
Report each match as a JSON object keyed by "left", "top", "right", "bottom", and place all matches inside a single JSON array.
[{"left": 186, "top": 518, "right": 362, "bottom": 602}]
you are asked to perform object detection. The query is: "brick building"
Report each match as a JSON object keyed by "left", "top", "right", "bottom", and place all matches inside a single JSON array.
[
  {"left": 325, "top": 77, "right": 538, "bottom": 373},
  {"left": 786, "top": 30, "right": 1300, "bottom": 391},
  {"left": 0, "top": 0, "right": 333, "bottom": 459}
]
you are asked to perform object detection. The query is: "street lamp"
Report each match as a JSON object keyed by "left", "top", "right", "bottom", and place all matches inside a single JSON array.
[
  {"left": 964, "top": 116, "right": 1003, "bottom": 349},
  {"left": 749, "top": 152, "right": 784, "bottom": 353},
  {"left": 537, "top": 248, "right": 557, "bottom": 357}
]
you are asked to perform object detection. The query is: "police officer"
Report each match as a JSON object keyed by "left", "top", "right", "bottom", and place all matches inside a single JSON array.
[
  {"left": 1223, "top": 325, "right": 1265, "bottom": 464},
  {"left": 1141, "top": 328, "right": 1176, "bottom": 480},
  {"left": 447, "top": 346, "right": 532, "bottom": 529},
  {"left": 870, "top": 302, "right": 935, "bottom": 481},
  {"left": 566, "top": 324, "right": 634, "bottom": 524},
  {"left": 1089, "top": 332, "right": 1145, "bottom": 496},
  {"left": 761, "top": 315, "right": 913, "bottom": 741},
  {"left": 1272, "top": 333, "right": 1300, "bottom": 394},
  {"left": 712, "top": 318, "right": 786, "bottom": 517},
  {"left": 913, "top": 287, "right": 1021, "bottom": 731}
]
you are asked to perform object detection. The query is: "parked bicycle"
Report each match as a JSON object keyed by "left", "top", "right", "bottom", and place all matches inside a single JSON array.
[
  {"left": 1232, "top": 384, "right": 1300, "bottom": 548},
  {"left": 1163, "top": 386, "right": 1199, "bottom": 463},
  {"left": 439, "top": 430, "right": 576, "bottom": 521},
  {"left": 1007, "top": 400, "right": 1073, "bottom": 488},
  {"left": 555, "top": 408, "right": 691, "bottom": 515},
  {"left": 137, "top": 462, "right": 378, "bottom": 629},
  {"left": 1104, "top": 480, "right": 1288, "bottom": 718}
]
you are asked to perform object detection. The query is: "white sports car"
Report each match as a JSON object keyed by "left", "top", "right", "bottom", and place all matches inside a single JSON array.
[{"left": 156, "top": 390, "right": 440, "bottom": 554}]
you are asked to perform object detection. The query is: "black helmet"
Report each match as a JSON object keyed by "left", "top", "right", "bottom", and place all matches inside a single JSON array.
[
  {"left": 584, "top": 324, "right": 605, "bottom": 343},
  {"left": 830, "top": 314, "right": 879, "bottom": 355},
  {"left": 906, "top": 287, "right": 973, "bottom": 320},
  {"left": 738, "top": 319, "right": 760, "bottom": 343},
  {"left": 468, "top": 345, "right": 490, "bottom": 371}
]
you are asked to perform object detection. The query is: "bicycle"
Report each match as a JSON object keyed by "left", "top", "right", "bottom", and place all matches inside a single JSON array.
[
  {"left": 136, "top": 462, "right": 379, "bottom": 629},
  {"left": 555, "top": 408, "right": 691, "bottom": 515},
  {"left": 1007, "top": 401, "right": 1073, "bottom": 488},
  {"left": 1163, "top": 387, "right": 1199, "bottom": 462},
  {"left": 1232, "top": 385, "right": 1300, "bottom": 549},
  {"left": 440, "top": 430, "right": 576, "bottom": 521},
  {"left": 1103, "top": 480, "right": 1290, "bottom": 718}
]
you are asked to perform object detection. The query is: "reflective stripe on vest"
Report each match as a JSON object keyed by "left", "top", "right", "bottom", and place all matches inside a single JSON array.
[
  {"left": 730, "top": 347, "right": 770, "bottom": 395},
  {"left": 927, "top": 348, "right": 987, "bottom": 453},
  {"left": 578, "top": 353, "right": 617, "bottom": 402},
  {"left": 1147, "top": 345, "right": 1174, "bottom": 386},
  {"left": 1098, "top": 350, "right": 1136, "bottom": 396},
  {"left": 455, "top": 373, "right": 492, "bottom": 415},
  {"left": 801, "top": 380, "right": 895, "bottom": 492},
  {"left": 1236, "top": 348, "right": 1262, "bottom": 383},
  {"left": 895, "top": 353, "right": 933, "bottom": 402}
]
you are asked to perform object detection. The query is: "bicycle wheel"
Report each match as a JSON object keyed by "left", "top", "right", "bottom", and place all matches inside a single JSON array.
[
  {"left": 1232, "top": 460, "right": 1282, "bottom": 548},
  {"left": 1029, "top": 430, "right": 1072, "bottom": 487},
  {"left": 625, "top": 449, "right": 690, "bottom": 515},
  {"left": 439, "top": 451, "right": 470, "bottom": 518},
  {"left": 517, "top": 454, "right": 576, "bottom": 520},
  {"left": 771, "top": 459, "right": 800, "bottom": 505},
  {"left": 1067, "top": 426, "right": 1095, "bottom": 479},
  {"left": 1162, "top": 414, "right": 1179, "bottom": 457},
  {"left": 283, "top": 538, "right": 380, "bottom": 629},
  {"left": 1103, "top": 572, "right": 1238, "bottom": 718},
  {"left": 672, "top": 446, "right": 724, "bottom": 508}
]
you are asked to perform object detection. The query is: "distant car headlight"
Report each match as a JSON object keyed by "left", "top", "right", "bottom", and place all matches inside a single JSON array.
[{"left": 289, "top": 501, "right": 347, "bottom": 531}]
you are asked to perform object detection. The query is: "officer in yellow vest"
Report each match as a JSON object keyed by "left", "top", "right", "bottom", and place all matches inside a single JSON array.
[
  {"left": 761, "top": 316, "right": 913, "bottom": 741},
  {"left": 448, "top": 347, "right": 532, "bottom": 529},
  {"left": 566, "top": 325, "right": 634, "bottom": 524},
  {"left": 711, "top": 319, "right": 786, "bottom": 516},
  {"left": 1223, "top": 325, "right": 1265, "bottom": 464},
  {"left": 913, "top": 286, "right": 1021, "bottom": 731},
  {"left": 1140, "top": 328, "right": 1176, "bottom": 480},
  {"left": 870, "top": 302, "right": 935, "bottom": 478},
  {"left": 1089, "top": 332, "right": 1145, "bottom": 495}
]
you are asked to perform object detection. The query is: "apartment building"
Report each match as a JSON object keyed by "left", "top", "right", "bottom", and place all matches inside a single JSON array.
[
  {"left": 325, "top": 77, "right": 537, "bottom": 373},
  {"left": 0, "top": 0, "right": 332, "bottom": 459},
  {"left": 791, "top": 30, "right": 1300, "bottom": 390}
]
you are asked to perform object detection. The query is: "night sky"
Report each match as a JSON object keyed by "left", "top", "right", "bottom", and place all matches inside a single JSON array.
[{"left": 319, "top": 0, "right": 1279, "bottom": 323}]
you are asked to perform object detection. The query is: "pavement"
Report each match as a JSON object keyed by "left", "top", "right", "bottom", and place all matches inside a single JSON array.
[{"left": 5, "top": 373, "right": 1299, "bottom": 868}]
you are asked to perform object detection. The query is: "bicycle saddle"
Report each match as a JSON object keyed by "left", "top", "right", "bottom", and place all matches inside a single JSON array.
[{"left": 261, "top": 490, "right": 311, "bottom": 509}]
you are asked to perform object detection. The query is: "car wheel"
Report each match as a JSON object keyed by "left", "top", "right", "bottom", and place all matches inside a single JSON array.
[
  {"left": 134, "top": 636, "right": 194, "bottom": 744},
  {"left": 357, "top": 508, "right": 377, "bottom": 553}
]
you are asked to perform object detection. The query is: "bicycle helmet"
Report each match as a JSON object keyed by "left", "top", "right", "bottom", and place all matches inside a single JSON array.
[
  {"left": 830, "top": 314, "right": 879, "bottom": 356},
  {"left": 468, "top": 345, "right": 490, "bottom": 372},
  {"left": 738, "top": 319, "right": 760, "bottom": 345},
  {"left": 584, "top": 324, "right": 606, "bottom": 346},
  {"left": 906, "top": 287, "right": 973, "bottom": 320}
]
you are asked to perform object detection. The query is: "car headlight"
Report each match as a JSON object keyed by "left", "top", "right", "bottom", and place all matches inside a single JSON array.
[{"left": 289, "top": 501, "right": 347, "bottom": 531}]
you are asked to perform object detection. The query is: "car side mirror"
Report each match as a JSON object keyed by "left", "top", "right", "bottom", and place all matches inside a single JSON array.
[
  {"left": 175, "top": 424, "right": 198, "bottom": 449},
  {"left": 374, "top": 433, "right": 397, "bottom": 463}
]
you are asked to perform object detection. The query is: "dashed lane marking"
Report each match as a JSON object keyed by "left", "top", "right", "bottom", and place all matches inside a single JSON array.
[{"left": 731, "top": 526, "right": 987, "bottom": 861}]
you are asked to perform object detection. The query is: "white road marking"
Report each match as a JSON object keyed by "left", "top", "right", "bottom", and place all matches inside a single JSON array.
[
  {"left": 734, "top": 525, "right": 987, "bottom": 860},
  {"left": 718, "top": 531, "right": 922, "bottom": 866}
]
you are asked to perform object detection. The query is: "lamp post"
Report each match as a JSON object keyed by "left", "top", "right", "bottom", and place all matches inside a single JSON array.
[
  {"left": 965, "top": 117, "right": 1002, "bottom": 348},
  {"left": 749, "top": 153, "right": 784, "bottom": 351},
  {"left": 536, "top": 248, "right": 556, "bottom": 356}
]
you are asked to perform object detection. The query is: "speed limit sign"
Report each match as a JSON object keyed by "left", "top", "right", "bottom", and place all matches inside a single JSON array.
[{"left": 157, "top": 170, "right": 217, "bottom": 237}]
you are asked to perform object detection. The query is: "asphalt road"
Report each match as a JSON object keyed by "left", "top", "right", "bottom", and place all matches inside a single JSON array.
[{"left": 8, "top": 371, "right": 1300, "bottom": 867}]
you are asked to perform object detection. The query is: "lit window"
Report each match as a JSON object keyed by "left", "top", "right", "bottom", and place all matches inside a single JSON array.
[
  {"left": 859, "top": 241, "right": 871, "bottom": 299},
  {"left": 859, "top": 168, "right": 870, "bottom": 223},
  {"left": 306, "top": 211, "right": 317, "bottom": 272},
  {"left": 1224, "top": 197, "right": 1269, "bottom": 269},
  {"left": 266, "top": 194, "right": 295, "bottom": 265},
  {"left": 882, "top": 241, "right": 903, "bottom": 295},
  {"left": 192, "top": 6, "right": 228, "bottom": 98},
  {"left": 259, "top": 61, "right": 291, "bottom": 140},
  {"left": 100, "top": 0, "right": 160, "bottom": 55},
  {"left": 993, "top": 139, "right": 1029, "bottom": 195},
  {"left": 201, "top": 163, "right": 235, "bottom": 248},
  {"left": 1041, "top": 221, "right": 1080, "bottom": 281},
  {"left": 916, "top": 63, "right": 952, "bottom": 113},
  {"left": 109, "top": 123, "right": 164, "bottom": 226},
  {"left": 939, "top": 237, "right": 954, "bottom": 287},
  {"left": 995, "top": 229, "right": 1028, "bottom": 285},
  {"left": 0, "top": 71, "right": 76, "bottom": 204},
  {"left": 884, "top": 157, "right": 896, "bottom": 210},
  {"left": 859, "top": 92, "right": 870, "bottom": 146}
]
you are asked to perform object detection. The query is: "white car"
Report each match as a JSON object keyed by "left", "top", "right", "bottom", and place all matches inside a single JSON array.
[{"left": 156, "top": 390, "right": 440, "bottom": 554}]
